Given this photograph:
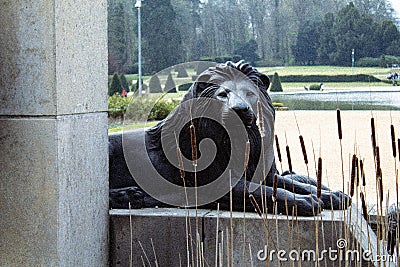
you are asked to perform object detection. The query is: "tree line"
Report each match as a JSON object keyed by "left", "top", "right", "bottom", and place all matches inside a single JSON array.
[{"left": 108, "top": 0, "right": 399, "bottom": 74}]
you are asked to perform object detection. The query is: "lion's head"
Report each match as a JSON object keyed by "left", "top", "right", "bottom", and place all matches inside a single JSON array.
[{"left": 146, "top": 61, "right": 276, "bottom": 189}]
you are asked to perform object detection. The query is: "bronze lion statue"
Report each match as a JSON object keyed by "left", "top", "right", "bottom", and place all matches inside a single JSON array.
[{"left": 109, "top": 61, "right": 350, "bottom": 216}]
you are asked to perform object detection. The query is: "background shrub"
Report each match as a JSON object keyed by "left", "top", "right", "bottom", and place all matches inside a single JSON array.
[
  {"left": 120, "top": 74, "right": 129, "bottom": 91},
  {"left": 178, "top": 83, "right": 192, "bottom": 91},
  {"left": 109, "top": 95, "right": 180, "bottom": 121},
  {"left": 164, "top": 73, "right": 176, "bottom": 93},
  {"left": 109, "top": 73, "right": 122, "bottom": 96},
  {"left": 309, "top": 84, "right": 322, "bottom": 90},
  {"left": 149, "top": 75, "right": 163, "bottom": 93},
  {"left": 175, "top": 65, "right": 189, "bottom": 78},
  {"left": 270, "top": 72, "right": 283, "bottom": 92}
]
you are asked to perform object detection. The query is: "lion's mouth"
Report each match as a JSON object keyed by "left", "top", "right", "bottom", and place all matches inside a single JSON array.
[{"left": 223, "top": 109, "right": 255, "bottom": 128}]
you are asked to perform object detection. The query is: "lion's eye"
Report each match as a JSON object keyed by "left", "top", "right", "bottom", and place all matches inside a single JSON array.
[
  {"left": 217, "top": 91, "right": 228, "bottom": 98},
  {"left": 246, "top": 91, "right": 256, "bottom": 97}
]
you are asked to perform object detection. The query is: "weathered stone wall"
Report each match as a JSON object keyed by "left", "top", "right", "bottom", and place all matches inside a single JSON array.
[{"left": 0, "top": 1, "right": 108, "bottom": 265}]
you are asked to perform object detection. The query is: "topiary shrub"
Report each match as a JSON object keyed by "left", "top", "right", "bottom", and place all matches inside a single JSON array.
[
  {"left": 164, "top": 73, "right": 176, "bottom": 93},
  {"left": 109, "top": 73, "right": 122, "bottom": 96},
  {"left": 178, "top": 83, "right": 192, "bottom": 91},
  {"left": 270, "top": 72, "right": 283, "bottom": 92},
  {"left": 149, "top": 75, "right": 163, "bottom": 93},
  {"left": 309, "top": 84, "right": 322, "bottom": 90},
  {"left": 120, "top": 74, "right": 129, "bottom": 91},
  {"left": 175, "top": 65, "right": 189, "bottom": 78}
]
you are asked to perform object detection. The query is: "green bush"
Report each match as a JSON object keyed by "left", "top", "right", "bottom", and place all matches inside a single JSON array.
[
  {"left": 109, "top": 95, "right": 180, "bottom": 121},
  {"left": 270, "top": 72, "right": 283, "bottom": 92},
  {"left": 178, "top": 83, "right": 192, "bottom": 91},
  {"left": 109, "top": 73, "right": 122, "bottom": 96},
  {"left": 149, "top": 75, "right": 163, "bottom": 93},
  {"left": 272, "top": 102, "right": 284, "bottom": 108},
  {"left": 309, "top": 84, "right": 322, "bottom": 90},
  {"left": 108, "top": 93, "right": 131, "bottom": 118},
  {"left": 356, "top": 57, "right": 380, "bottom": 67}
]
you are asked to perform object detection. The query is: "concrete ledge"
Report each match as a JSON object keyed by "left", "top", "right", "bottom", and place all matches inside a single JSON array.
[{"left": 109, "top": 205, "right": 396, "bottom": 266}]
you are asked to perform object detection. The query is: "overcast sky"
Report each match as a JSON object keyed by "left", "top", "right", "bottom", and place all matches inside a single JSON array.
[{"left": 388, "top": 0, "right": 400, "bottom": 18}]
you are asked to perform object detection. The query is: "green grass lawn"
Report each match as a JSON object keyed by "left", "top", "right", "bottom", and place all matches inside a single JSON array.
[{"left": 258, "top": 65, "right": 391, "bottom": 78}]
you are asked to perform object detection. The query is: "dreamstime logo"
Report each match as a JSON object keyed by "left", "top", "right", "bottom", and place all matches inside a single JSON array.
[
  {"left": 257, "top": 238, "right": 396, "bottom": 263},
  {"left": 121, "top": 61, "right": 275, "bottom": 207}
]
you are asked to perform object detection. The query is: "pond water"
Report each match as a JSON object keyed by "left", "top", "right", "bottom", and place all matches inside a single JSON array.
[{"left": 270, "top": 90, "right": 400, "bottom": 110}]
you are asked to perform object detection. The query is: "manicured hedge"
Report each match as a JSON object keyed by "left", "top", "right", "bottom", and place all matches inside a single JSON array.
[{"left": 279, "top": 74, "right": 381, "bottom": 83}]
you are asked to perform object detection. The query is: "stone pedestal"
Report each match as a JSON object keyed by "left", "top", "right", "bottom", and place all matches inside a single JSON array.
[{"left": 0, "top": 1, "right": 108, "bottom": 266}]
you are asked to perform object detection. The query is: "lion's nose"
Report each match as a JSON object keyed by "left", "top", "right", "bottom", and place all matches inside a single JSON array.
[{"left": 232, "top": 103, "right": 250, "bottom": 113}]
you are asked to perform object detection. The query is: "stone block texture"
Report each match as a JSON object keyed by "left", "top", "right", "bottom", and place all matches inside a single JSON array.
[{"left": 0, "top": 0, "right": 108, "bottom": 266}]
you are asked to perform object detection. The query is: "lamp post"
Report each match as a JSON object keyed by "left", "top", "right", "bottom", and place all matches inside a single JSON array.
[
  {"left": 135, "top": 0, "right": 142, "bottom": 97},
  {"left": 351, "top": 48, "right": 355, "bottom": 74}
]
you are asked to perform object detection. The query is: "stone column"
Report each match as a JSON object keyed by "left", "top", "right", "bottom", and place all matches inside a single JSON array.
[{"left": 0, "top": 1, "right": 108, "bottom": 266}]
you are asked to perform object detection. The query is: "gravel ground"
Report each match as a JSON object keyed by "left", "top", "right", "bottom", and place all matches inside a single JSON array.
[{"left": 274, "top": 110, "right": 400, "bottom": 207}]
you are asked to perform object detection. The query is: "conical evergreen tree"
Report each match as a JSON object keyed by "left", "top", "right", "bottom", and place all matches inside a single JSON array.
[
  {"left": 120, "top": 74, "right": 129, "bottom": 91},
  {"left": 149, "top": 75, "right": 163, "bottom": 93},
  {"left": 109, "top": 73, "right": 122, "bottom": 96},
  {"left": 270, "top": 72, "right": 283, "bottom": 92},
  {"left": 164, "top": 73, "right": 176, "bottom": 93}
]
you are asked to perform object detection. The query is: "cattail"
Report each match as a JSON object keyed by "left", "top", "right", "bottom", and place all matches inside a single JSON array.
[
  {"left": 317, "top": 157, "right": 322, "bottom": 199},
  {"left": 286, "top": 145, "right": 293, "bottom": 174},
  {"left": 378, "top": 176, "right": 384, "bottom": 205},
  {"left": 336, "top": 109, "right": 342, "bottom": 140},
  {"left": 176, "top": 147, "right": 185, "bottom": 179},
  {"left": 398, "top": 138, "right": 400, "bottom": 162},
  {"left": 371, "top": 118, "right": 376, "bottom": 157},
  {"left": 299, "top": 135, "right": 308, "bottom": 165},
  {"left": 257, "top": 101, "right": 264, "bottom": 137},
  {"left": 355, "top": 156, "right": 360, "bottom": 187},
  {"left": 275, "top": 135, "right": 282, "bottom": 163},
  {"left": 360, "top": 159, "right": 366, "bottom": 186},
  {"left": 375, "top": 146, "right": 382, "bottom": 178},
  {"left": 249, "top": 194, "right": 262, "bottom": 217},
  {"left": 189, "top": 124, "right": 197, "bottom": 165},
  {"left": 360, "top": 192, "right": 368, "bottom": 221},
  {"left": 391, "top": 125, "right": 396, "bottom": 158},
  {"left": 244, "top": 140, "right": 250, "bottom": 171},
  {"left": 272, "top": 174, "right": 278, "bottom": 202},
  {"left": 350, "top": 154, "right": 357, "bottom": 197}
]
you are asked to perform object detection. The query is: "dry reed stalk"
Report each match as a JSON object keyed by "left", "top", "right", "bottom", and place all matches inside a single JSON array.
[
  {"left": 371, "top": 117, "right": 377, "bottom": 157},
  {"left": 398, "top": 138, "right": 400, "bottom": 162},
  {"left": 229, "top": 175, "right": 233, "bottom": 267},
  {"left": 141, "top": 256, "right": 146, "bottom": 267},
  {"left": 190, "top": 124, "right": 197, "bottom": 165},
  {"left": 189, "top": 123, "right": 200, "bottom": 267},
  {"left": 215, "top": 203, "right": 220, "bottom": 267},
  {"left": 336, "top": 109, "right": 343, "bottom": 140},
  {"left": 129, "top": 202, "right": 133, "bottom": 267},
  {"left": 275, "top": 134, "right": 283, "bottom": 172},
  {"left": 350, "top": 154, "right": 357, "bottom": 197},
  {"left": 248, "top": 243, "right": 254, "bottom": 267},
  {"left": 272, "top": 174, "right": 278, "bottom": 203},
  {"left": 355, "top": 156, "right": 360, "bottom": 187},
  {"left": 138, "top": 240, "right": 151, "bottom": 267},
  {"left": 286, "top": 145, "right": 293, "bottom": 176},
  {"left": 360, "top": 159, "right": 366, "bottom": 187},
  {"left": 257, "top": 100, "right": 265, "bottom": 137},
  {"left": 150, "top": 238, "right": 159, "bottom": 267},
  {"left": 242, "top": 141, "right": 250, "bottom": 266},
  {"left": 244, "top": 140, "right": 251, "bottom": 172},
  {"left": 249, "top": 194, "right": 263, "bottom": 217},
  {"left": 391, "top": 125, "right": 396, "bottom": 158},
  {"left": 299, "top": 135, "right": 308, "bottom": 165},
  {"left": 317, "top": 158, "right": 322, "bottom": 200},
  {"left": 336, "top": 109, "right": 346, "bottom": 254}
]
